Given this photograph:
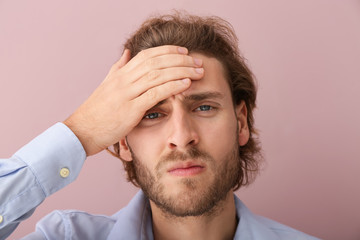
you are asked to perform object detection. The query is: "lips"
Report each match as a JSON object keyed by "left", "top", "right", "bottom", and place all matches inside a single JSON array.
[{"left": 167, "top": 162, "right": 205, "bottom": 177}]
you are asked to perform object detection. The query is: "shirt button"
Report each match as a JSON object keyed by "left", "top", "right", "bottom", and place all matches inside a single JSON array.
[
  {"left": 0, "top": 215, "right": 3, "bottom": 224},
  {"left": 60, "top": 167, "right": 70, "bottom": 178}
]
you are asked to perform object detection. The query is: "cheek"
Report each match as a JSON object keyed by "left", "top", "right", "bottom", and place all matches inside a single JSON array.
[
  {"left": 127, "top": 129, "right": 165, "bottom": 167},
  {"left": 199, "top": 115, "right": 238, "bottom": 160}
]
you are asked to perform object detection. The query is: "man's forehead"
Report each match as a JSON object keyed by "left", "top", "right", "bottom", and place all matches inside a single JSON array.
[{"left": 155, "top": 53, "right": 231, "bottom": 107}]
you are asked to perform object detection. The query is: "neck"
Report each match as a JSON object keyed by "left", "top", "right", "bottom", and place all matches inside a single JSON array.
[{"left": 150, "top": 191, "right": 237, "bottom": 240}]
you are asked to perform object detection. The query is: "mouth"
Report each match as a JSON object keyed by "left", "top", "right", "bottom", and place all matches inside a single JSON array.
[{"left": 167, "top": 162, "right": 205, "bottom": 177}]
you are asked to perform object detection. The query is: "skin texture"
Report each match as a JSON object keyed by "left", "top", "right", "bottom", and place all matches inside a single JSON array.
[{"left": 119, "top": 53, "right": 250, "bottom": 240}]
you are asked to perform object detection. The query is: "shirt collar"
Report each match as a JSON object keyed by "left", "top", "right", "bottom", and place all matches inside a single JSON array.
[
  {"left": 233, "top": 195, "right": 280, "bottom": 240},
  {"left": 107, "top": 191, "right": 279, "bottom": 240},
  {"left": 107, "top": 191, "right": 153, "bottom": 240}
]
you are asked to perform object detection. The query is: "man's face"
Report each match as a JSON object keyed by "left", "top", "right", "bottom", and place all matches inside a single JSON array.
[{"left": 123, "top": 53, "right": 248, "bottom": 217}]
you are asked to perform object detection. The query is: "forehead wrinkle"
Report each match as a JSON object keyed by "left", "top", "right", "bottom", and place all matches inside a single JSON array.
[{"left": 151, "top": 91, "right": 224, "bottom": 109}]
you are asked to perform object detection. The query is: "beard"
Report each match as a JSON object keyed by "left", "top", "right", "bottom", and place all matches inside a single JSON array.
[{"left": 131, "top": 140, "right": 241, "bottom": 218}]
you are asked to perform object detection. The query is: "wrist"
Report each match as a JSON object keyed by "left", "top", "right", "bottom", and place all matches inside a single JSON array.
[{"left": 63, "top": 117, "right": 99, "bottom": 156}]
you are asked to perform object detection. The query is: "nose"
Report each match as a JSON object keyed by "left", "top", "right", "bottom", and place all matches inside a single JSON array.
[{"left": 167, "top": 111, "right": 199, "bottom": 151}]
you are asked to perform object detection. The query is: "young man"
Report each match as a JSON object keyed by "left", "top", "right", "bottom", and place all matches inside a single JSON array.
[{"left": 0, "top": 13, "right": 319, "bottom": 239}]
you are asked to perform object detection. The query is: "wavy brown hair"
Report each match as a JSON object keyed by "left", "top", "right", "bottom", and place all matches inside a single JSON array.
[{"left": 107, "top": 12, "right": 262, "bottom": 190}]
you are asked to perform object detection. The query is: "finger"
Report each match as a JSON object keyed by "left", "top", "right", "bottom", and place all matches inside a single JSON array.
[
  {"left": 122, "top": 45, "right": 188, "bottom": 73},
  {"left": 129, "top": 67, "right": 203, "bottom": 98},
  {"left": 127, "top": 54, "right": 203, "bottom": 83},
  {"left": 145, "top": 54, "right": 203, "bottom": 70},
  {"left": 118, "top": 49, "right": 131, "bottom": 67},
  {"left": 109, "top": 49, "right": 131, "bottom": 74},
  {"left": 136, "top": 45, "right": 188, "bottom": 61},
  {"left": 135, "top": 78, "right": 192, "bottom": 110}
]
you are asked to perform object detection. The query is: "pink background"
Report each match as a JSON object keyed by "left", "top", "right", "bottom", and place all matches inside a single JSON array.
[{"left": 1, "top": 0, "right": 359, "bottom": 239}]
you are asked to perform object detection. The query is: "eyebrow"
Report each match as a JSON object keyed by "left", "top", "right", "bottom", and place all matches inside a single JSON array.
[
  {"left": 183, "top": 91, "right": 225, "bottom": 102},
  {"left": 153, "top": 91, "right": 225, "bottom": 108}
]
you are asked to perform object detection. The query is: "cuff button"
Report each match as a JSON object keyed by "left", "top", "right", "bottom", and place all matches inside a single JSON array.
[{"left": 60, "top": 167, "right": 70, "bottom": 178}]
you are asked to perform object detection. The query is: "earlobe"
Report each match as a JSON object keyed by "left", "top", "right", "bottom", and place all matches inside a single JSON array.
[
  {"left": 119, "top": 138, "right": 133, "bottom": 161},
  {"left": 236, "top": 101, "right": 250, "bottom": 146}
]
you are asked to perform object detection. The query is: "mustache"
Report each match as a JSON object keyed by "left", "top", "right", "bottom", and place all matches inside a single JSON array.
[{"left": 155, "top": 147, "right": 213, "bottom": 172}]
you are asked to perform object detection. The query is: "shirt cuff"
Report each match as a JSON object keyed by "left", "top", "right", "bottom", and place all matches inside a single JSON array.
[{"left": 13, "top": 122, "right": 86, "bottom": 197}]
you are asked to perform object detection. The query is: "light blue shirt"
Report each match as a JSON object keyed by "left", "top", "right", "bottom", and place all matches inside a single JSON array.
[{"left": 0, "top": 123, "right": 320, "bottom": 240}]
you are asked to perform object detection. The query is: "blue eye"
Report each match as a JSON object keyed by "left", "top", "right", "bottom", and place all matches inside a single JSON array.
[
  {"left": 197, "top": 105, "right": 212, "bottom": 111},
  {"left": 144, "top": 112, "right": 161, "bottom": 119}
]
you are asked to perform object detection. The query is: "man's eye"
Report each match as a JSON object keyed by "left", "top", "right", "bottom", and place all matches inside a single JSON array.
[
  {"left": 196, "top": 105, "right": 213, "bottom": 111},
  {"left": 144, "top": 112, "right": 161, "bottom": 119}
]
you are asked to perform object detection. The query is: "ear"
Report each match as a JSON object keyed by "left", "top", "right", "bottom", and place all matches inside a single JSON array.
[
  {"left": 119, "top": 138, "right": 133, "bottom": 161},
  {"left": 235, "top": 101, "right": 250, "bottom": 146}
]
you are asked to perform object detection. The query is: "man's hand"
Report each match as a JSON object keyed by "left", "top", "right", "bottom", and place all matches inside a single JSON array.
[{"left": 63, "top": 45, "right": 204, "bottom": 156}]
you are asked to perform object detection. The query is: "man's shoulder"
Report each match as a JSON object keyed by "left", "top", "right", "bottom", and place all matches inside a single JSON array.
[
  {"left": 234, "top": 195, "right": 320, "bottom": 240},
  {"left": 22, "top": 191, "right": 151, "bottom": 240},
  {"left": 45, "top": 209, "right": 117, "bottom": 224},
  {"left": 29, "top": 210, "right": 116, "bottom": 240},
  {"left": 253, "top": 215, "right": 320, "bottom": 239}
]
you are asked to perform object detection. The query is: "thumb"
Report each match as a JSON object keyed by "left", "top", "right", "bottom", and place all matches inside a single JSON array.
[
  {"left": 118, "top": 49, "right": 131, "bottom": 67},
  {"left": 109, "top": 49, "right": 131, "bottom": 74},
  {"left": 115, "top": 49, "right": 131, "bottom": 69}
]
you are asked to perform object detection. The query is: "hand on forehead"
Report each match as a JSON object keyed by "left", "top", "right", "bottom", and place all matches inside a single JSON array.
[{"left": 172, "top": 52, "right": 230, "bottom": 102}]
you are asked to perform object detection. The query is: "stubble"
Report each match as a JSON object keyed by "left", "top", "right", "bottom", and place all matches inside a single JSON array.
[{"left": 131, "top": 139, "right": 241, "bottom": 218}]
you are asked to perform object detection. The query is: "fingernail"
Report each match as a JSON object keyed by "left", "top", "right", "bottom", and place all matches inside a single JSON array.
[
  {"left": 194, "top": 58, "right": 202, "bottom": 66},
  {"left": 181, "top": 78, "right": 190, "bottom": 84},
  {"left": 195, "top": 68, "right": 204, "bottom": 74},
  {"left": 178, "top": 47, "right": 188, "bottom": 54}
]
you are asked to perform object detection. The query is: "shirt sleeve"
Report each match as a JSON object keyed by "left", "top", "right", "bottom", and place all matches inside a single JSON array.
[{"left": 0, "top": 122, "right": 86, "bottom": 239}]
